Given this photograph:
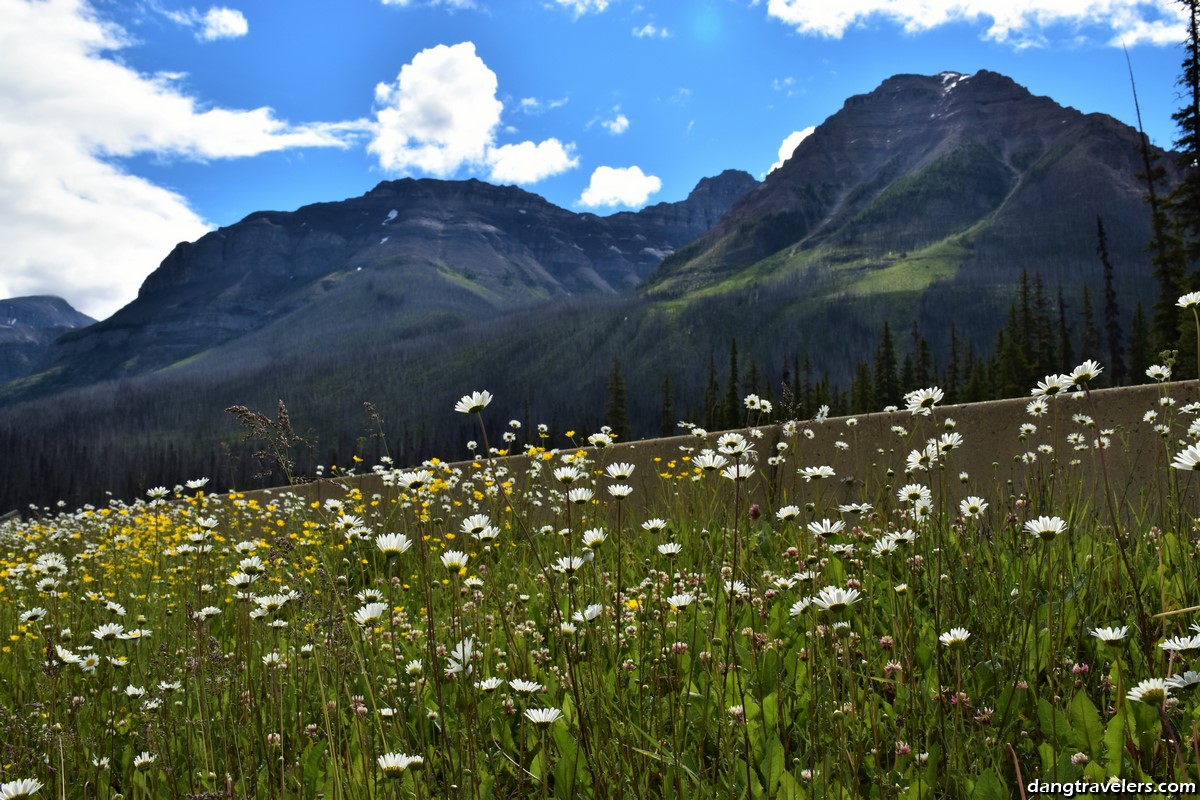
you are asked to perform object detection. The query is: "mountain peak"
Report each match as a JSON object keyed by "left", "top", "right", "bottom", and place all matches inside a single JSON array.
[
  {"left": 686, "top": 169, "right": 759, "bottom": 202},
  {"left": 643, "top": 69, "right": 1165, "bottom": 298},
  {"left": 0, "top": 296, "right": 95, "bottom": 331},
  {"left": 0, "top": 296, "right": 96, "bottom": 385}
]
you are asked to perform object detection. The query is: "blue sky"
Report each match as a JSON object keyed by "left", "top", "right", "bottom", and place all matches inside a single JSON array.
[{"left": 0, "top": 0, "right": 1187, "bottom": 319}]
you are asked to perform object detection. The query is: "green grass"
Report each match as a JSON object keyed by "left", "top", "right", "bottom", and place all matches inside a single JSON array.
[
  {"left": 0, "top": 377, "right": 1198, "bottom": 799},
  {"left": 845, "top": 234, "right": 971, "bottom": 295}
]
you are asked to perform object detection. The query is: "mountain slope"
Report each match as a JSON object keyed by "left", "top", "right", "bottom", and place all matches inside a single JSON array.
[
  {"left": 0, "top": 296, "right": 95, "bottom": 385},
  {"left": 644, "top": 71, "right": 1163, "bottom": 304},
  {"left": 5, "top": 171, "right": 756, "bottom": 400}
]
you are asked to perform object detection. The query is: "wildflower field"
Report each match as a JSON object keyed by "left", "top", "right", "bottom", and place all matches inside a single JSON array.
[{"left": 1, "top": 364, "right": 1200, "bottom": 799}]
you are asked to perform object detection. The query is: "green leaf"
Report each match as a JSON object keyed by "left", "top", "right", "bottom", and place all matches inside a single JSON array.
[
  {"left": 1037, "top": 697, "right": 1079, "bottom": 750},
  {"left": 301, "top": 741, "right": 329, "bottom": 792},
  {"left": 1038, "top": 742, "right": 1057, "bottom": 774},
  {"left": 969, "top": 768, "right": 1007, "bottom": 800},
  {"left": 777, "top": 770, "right": 807, "bottom": 800},
  {"left": 762, "top": 691, "right": 779, "bottom": 730},
  {"left": 761, "top": 736, "right": 785, "bottom": 793},
  {"left": 1068, "top": 691, "right": 1104, "bottom": 758},
  {"left": 1128, "top": 702, "right": 1161, "bottom": 762},
  {"left": 1102, "top": 709, "right": 1126, "bottom": 777}
]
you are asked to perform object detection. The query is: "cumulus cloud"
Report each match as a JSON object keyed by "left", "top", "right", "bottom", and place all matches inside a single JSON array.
[
  {"left": 162, "top": 5, "right": 249, "bottom": 41},
  {"left": 632, "top": 23, "right": 670, "bottom": 38},
  {"left": 553, "top": 0, "right": 609, "bottom": 17},
  {"left": 369, "top": 43, "right": 502, "bottom": 175},
  {"left": 199, "top": 7, "right": 247, "bottom": 40},
  {"left": 489, "top": 139, "right": 579, "bottom": 183},
  {"left": 762, "top": 0, "right": 1186, "bottom": 46},
  {"left": 602, "top": 110, "right": 630, "bottom": 135},
  {"left": 579, "top": 166, "right": 662, "bottom": 208},
  {"left": 769, "top": 127, "right": 815, "bottom": 173},
  {"left": 0, "top": 0, "right": 365, "bottom": 319},
  {"left": 518, "top": 96, "right": 569, "bottom": 115},
  {"left": 368, "top": 42, "right": 580, "bottom": 183}
]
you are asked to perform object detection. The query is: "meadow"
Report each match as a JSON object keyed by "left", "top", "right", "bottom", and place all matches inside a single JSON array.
[{"left": 1, "top": 358, "right": 1199, "bottom": 799}]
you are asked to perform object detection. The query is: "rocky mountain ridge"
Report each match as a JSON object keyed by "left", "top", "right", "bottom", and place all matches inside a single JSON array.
[
  {"left": 4, "top": 170, "right": 756, "bottom": 397},
  {"left": 645, "top": 70, "right": 1163, "bottom": 299}
]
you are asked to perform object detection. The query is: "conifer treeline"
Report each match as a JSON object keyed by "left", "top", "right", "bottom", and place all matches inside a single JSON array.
[{"left": 627, "top": 269, "right": 1173, "bottom": 433}]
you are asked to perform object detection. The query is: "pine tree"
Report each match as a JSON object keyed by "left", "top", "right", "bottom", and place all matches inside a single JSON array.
[
  {"left": 963, "top": 345, "right": 990, "bottom": 402},
  {"left": 723, "top": 340, "right": 740, "bottom": 429},
  {"left": 1097, "top": 216, "right": 1126, "bottom": 384},
  {"left": 1017, "top": 271, "right": 1035, "bottom": 367},
  {"left": 850, "top": 360, "right": 874, "bottom": 413},
  {"left": 1080, "top": 284, "right": 1101, "bottom": 362},
  {"left": 994, "top": 304, "right": 1030, "bottom": 397},
  {"left": 914, "top": 333, "right": 934, "bottom": 388},
  {"left": 944, "top": 323, "right": 962, "bottom": 402},
  {"left": 993, "top": 324, "right": 1028, "bottom": 399},
  {"left": 1128, "top": 44, "right": 1190, "bottom": 355},
  {"left": 1170, "top": 0, "right": 1200, "bottom": 261},
  {"left": 659, "top": 375, "right": 675, "bottom": 437},
  {"left": 703, "top": 354, "right": 719, "bottom": 431},
  {"left": 743, "top": 360, "right": 761, "bottom": 398},
  {"left": 1032, "top": 274, "right": 1056, "bottom": 377},
  {"left": 1056, "top": 288, "right": 1074, "bottom": 371},
  {"left": 606, "top": 358, "right": 631, "bottom": 441},
  {"left": 800, "top": 354, "right": 814, "bottom": 418},
  {"left": 874, "top": 321, "right": 900, "bottom": 407},
  {"left": 1170, "top": 0, "right": 1200, "bottom": 378},
  {"left": 1128, "top": 303, "right": 1151, "bottom": 381}
]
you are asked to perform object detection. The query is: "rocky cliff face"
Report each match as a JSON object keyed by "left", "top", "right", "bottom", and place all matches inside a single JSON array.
[{"left": 8, "top": 172, "right": 756, "bottom": 397}]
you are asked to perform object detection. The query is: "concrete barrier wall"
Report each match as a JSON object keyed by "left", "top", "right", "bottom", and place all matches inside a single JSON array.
[{"left": 245, "top": 381, "right": 1200, "bottom": 524}]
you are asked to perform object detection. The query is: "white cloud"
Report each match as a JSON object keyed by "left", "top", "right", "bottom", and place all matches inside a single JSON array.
[
  {"left": 489, "top": 139, "right": 579, "bottom": 183},
  {"left": 369, "top": 43, "right": 502, "bottom": 175},
  {"left": 633, "top": 23, "right": 670, "bottom": 37},
  {"left": 199, "top": 7, "right": 247, "bottom": 40},
  {"left": 763, "top": 0, "right": 1186, "bottom": 46},
  {"left": 579, "top": 166, "right": 662, "bottom": 208},
  {"left": 369, "top": 42, "right": 579, "bottom": 183},
  {"left": 602, "top": 110, "right": 630, "bottom": 135},
  {"left": 161, "top": 5, "right": 249, "bottom": 42},
  {"left": 0, "top": 0, "right": 365, "bottom": 319},
  {"left": 519, "top": 96, "right": 569, "bottom": 114},
  {"left": 554, "top": 0, "right": 609, "bottom": 17},
  {"left": 769, "top": 127, "right": 815, "bottom": 173}
]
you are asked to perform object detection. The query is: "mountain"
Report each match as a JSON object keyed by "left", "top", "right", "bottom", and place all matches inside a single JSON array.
[
  {"left": 3, "top": 170, "right": 756, "bottom": 400},
  {"left": 0, "top": 296, "right": 94, "bottom": 385},
  {"left": 645, "top": 70, "right": 1162, "bottom": 304},
  {"left": 0, "top": 70, "right": 1186, "bottom": 513}
]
